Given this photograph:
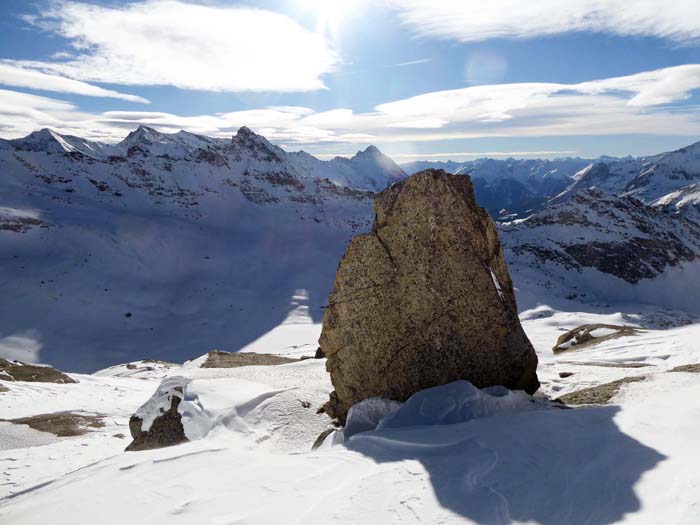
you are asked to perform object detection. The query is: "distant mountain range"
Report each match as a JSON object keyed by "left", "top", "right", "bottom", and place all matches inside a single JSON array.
[
  {"left": 403, "top": 143, "right": 700, "bottom": 222},
  {"left": 1, "top": 126, "right": 699, "bottom": 370}
]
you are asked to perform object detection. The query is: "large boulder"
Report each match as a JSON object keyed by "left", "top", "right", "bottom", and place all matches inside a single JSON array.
[{"left": 319, "top": 170, "right": 539, "bottom": 422}]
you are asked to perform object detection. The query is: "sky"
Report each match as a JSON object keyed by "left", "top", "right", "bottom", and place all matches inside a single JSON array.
[{"left": 0, "top": 0, "right": 699, "bottom": 162}]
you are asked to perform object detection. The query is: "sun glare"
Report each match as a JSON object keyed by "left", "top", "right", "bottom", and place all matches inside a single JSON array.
[{"left": 297, "top": 0, "right": 367, "bottom": 39}]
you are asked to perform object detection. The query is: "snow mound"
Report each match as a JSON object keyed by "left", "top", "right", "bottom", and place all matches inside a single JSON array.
[
  {"left": 132, "top": 360, "right": 333, "bottom": 452},
  {"left": 378, "top": 380, "right": 549, "bottom": 430},
  {"left": 343, "top": 397, "right": 402, "bottom": 440}
]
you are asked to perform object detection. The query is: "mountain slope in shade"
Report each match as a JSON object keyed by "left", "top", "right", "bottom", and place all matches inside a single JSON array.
[
  {"left": 559, "top": 141, "right": 700, "bottom": 221},
  {"left": 501, "top": 189, "right": 700, "bottom": 312},
  {"left": 2, "top": 127, "right": 700, "bottom": 372},
  {"left": 0, "top": 126, "right": 397, "bottom": 371}
]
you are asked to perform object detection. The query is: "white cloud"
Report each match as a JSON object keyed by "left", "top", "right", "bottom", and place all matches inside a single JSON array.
[
  {"left": 0, "top": 63, "right": 149, "bottom": 103},
  {"left": 374, "top": 65, "right": 700, "bottom": 133},
  {"left": 18, "top": 0, "right": 339, "bottom": 93},
  {"left": 393, "top": 150, "right": 578, "bottom": 161},
  {"left": 1, "top": 65, "right": 699, "bottom": 150},
  {"left": 387, "top": 119, "right": 448, "bottom": 129},
  {"left": 575, "top": 64, "right": 700, "bottom": 106},
  {"left": 387, "top": 0, "right": 700, "bottom": 43}
]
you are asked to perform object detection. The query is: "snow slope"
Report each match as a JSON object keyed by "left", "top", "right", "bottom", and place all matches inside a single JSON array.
[
  {"left": 3, "top": 126, "right": 700, "bottom": 375},
  {"left": 560, "top": 141, "right": 700, "bottom": 221},
  {"left": 502, "top": 189, "right": 700, "bottom": 312},
  {"left": 0, "top": 126, "right": 403, "bottom": 371},
  {"left": 1, "top": 315, "right": 700, "bottom": 524}
]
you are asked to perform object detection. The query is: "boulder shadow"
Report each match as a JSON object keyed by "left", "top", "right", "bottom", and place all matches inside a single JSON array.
[{"left": 344, "top": 405, "right": 665, "bottom": 525}]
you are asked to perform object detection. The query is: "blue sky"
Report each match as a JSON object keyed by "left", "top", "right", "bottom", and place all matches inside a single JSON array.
[{"left": 0, "top": 0, "right": 699, "bottom": 162}]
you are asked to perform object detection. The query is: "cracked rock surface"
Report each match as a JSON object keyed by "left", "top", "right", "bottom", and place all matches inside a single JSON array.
[{"left": 319, "top": 170, "right": 539, "bottom": 422}]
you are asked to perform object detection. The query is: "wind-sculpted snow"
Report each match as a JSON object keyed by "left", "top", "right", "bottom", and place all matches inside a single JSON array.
[
  {"left": 376, "top": 380, "right": 550, "bottom": 429},
  {"left": 2, "top": 305, "right": 700, "bottom": 523}
]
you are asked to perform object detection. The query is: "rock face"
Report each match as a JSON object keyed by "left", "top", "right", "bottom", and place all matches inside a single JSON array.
[
  {"left": 200, "top": 350, "right": 296, "bottom": 368},
  {"left": 319, "top": 170, "right": 539, "bottom": 421},
  {"left": 126, "top": 382, "right": 188, "bottom": 451},
  {"left": 2, "top": 412, "right": 104, "bottom": 437},
  {"left": 0, "top": 358, "right": 77, "bottom": 384}
]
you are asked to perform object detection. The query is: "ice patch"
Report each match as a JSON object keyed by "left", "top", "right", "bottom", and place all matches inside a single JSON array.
[{"left": 489, "top": 268, "right": 505, "bottom": 301}]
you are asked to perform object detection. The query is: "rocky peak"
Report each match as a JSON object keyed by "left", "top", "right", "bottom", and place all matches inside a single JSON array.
[
  {"left": 229, "top": 126, "right": 284, "bottom": 161},
  {"left": 11, "top": 128, "right": 70, "bottom": 153},
  {"left": 353, "top": 145, "right": 381, "bottom": 158},
  {"left": 120, "top": 125, "right": 165, "bottom": 147}
]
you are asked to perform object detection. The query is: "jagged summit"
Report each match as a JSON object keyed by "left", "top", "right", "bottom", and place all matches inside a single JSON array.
[
  {"left": 231, "top": 126, "right": 275, "bottom": 148},
  {"left": 229, "top": 125, "right": 284, "bottom": 161},
  {"left": 120, "top": 125, "right": 167, "bottom": 147},
  {"left": 357, "top": 144, "right": 380, "bottom": 156}
]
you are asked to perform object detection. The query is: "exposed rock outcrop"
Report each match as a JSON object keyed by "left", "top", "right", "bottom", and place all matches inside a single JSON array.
[
  {"left": 126, "top": 380, "right": 188, "bottom": 451},
  {"left": 1, "top": 412, "right": 104, "bottom": 437},
  {"left": 0, "top": 358, "right": 77, "bottom": 384},
  {"left": 553, "top": 324, "right": 641, "bottom": 354},
  {"left": 319, "top": 170, "right": 539, "bottom": 422},
  {"left": 669, "top": 364, "right": 700, "bottom": 373},
  {"left": 556, "top": 376, "right": 647, "bottom": 405},
  {"left": 200, "top": 350, "right": 296, "bottom": 368}
]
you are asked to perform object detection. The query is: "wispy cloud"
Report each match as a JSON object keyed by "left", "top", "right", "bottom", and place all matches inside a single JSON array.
[
  {"left": 1, "top": 65, "right": 699, "bottom": 150},
  {"left": 17, "top": 0, "right": 339, "bottom": 93},
  {"left": 0, "top": 63, "right": 149, "bottom": 103},
  {"left": 387, "top": 0, "right": 700, "bottom": 44},
  {"left": 389, "top": 58, "right": 432, "bottom": 68},
  {"left": 394, "top": 151, "right": 578, "bottom": 159}
]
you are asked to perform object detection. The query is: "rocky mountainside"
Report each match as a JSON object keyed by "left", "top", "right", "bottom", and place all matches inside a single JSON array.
[
  {"left": 501, "top": 189, "right": 700, "bottom": 310},
  {"left": 559, "top": 141, "right": 700, "bottom": 221},
  {"left": 0, "top": 126, "right": 406, "bottom": 371},
  {"left": 404, "top": 143, "right": 700, "bottom": 223},
  {"left": 2, "top": 125, "right": 700, "bottom": 372}
]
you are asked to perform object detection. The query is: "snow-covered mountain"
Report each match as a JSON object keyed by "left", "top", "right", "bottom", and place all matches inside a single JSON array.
[
  {"left": 403, "top": 158, "right": 593, "bottom": 217},
  {"left": 3, "top": 127, "right": 700, "bottom": 372},
  {"left": 0, "top": 126, "right": 406, "bottom": 371},
  {"left": 559, "top": 141, "right": 700, "bottom": 221},
  {"left": 501, "top": 189, "right": 700, "bottom": 311},
  {"left": 404, "top": 143, "right": 700, "bottom": 223}
]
